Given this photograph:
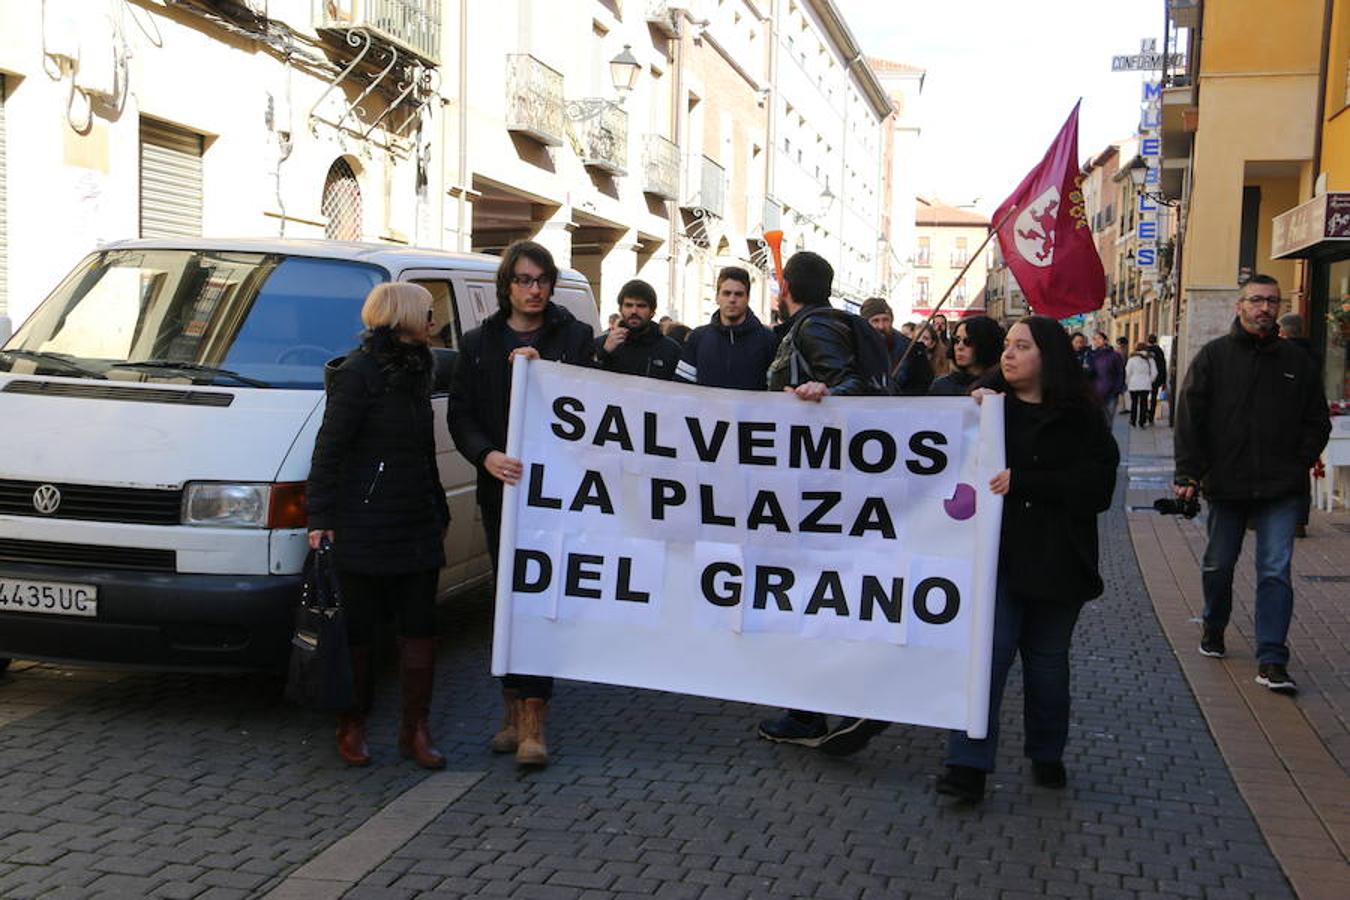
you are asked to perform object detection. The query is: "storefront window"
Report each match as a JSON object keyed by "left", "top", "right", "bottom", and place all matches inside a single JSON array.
[{"left": 1326, "top": 260, "right": 1350, "bottom": 402}]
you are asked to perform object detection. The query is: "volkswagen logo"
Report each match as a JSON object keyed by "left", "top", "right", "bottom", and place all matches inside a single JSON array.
[{"left": 32, "top": 484, "right": 62, "bottom": 515}]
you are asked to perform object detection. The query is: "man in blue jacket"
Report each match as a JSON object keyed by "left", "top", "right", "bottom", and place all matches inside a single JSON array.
[{"left": 674, "top": 266, "right": 778, "bottom": 390}]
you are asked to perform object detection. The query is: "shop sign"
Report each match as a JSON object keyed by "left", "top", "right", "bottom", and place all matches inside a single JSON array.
[{"left": 1272, "top": 193, "right": 1350, "bottom": 258}]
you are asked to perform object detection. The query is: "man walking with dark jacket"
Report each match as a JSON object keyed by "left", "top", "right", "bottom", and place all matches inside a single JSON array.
[
  {"left": 1144, "top": 334, "right": 1168, "bottom": 425},
  {"left": 1086, "top": 331, "right": 1125, "bottom": 423},
  {"left": 757, "top": 251, "right": 889, "bottom": 751},
  {"left": 1174, "top": 275, "right": 1330, "bottom": 693},
  {"left": 594, "top": 279, "right": 680, "bottom": 379},
  {"left": 448, "top": 240, "right": 594, "bottom": 767},
  {"left": 675, "top": 266, "right": 778, "bottom": 389}
]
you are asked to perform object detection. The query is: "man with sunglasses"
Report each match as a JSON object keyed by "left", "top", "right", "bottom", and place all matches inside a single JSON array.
[
  {"left": 1174, "top": 274, "right": 1329, "bottom": 694},
  {"left": 448, "top": 240, "right": 594, "bottom": 768}
]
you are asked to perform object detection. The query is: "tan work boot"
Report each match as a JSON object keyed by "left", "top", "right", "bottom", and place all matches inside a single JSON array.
[
  {"left": 515, "top": 698, "right": 550, "bottom": 767},
  {"left": 489, "top": 688, "right": 521, "bottom": 754}
]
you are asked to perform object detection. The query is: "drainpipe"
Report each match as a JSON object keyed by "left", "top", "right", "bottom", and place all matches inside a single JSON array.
[
  {"left": 457, "top": 0, "right": 470, "bottom": 251},
  {"left": 670, "top": 14, "right": 686, "bottom": 322}
]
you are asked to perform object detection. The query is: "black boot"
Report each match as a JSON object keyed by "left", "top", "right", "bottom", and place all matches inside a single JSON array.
[{"left": 936, "top": 765, "right": 986, "bottom": 803}]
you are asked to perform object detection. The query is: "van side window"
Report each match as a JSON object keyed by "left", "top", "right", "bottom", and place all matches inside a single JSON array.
[{"left": 413, "top": 279, "right": 458, "bottom": 349}]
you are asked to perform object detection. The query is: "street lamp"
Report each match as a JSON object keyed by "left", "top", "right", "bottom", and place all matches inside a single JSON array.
[
  {"left": 566, "top": 45, "right": 642, "bottom": 121},
  {"left": 1129, "top": 157, "right": 1178, "bottom": 207}
]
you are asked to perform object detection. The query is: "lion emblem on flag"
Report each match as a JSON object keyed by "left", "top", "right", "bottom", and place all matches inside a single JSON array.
[{"left": 1013, "top": 186, "right": 1061, "bottom": 268}]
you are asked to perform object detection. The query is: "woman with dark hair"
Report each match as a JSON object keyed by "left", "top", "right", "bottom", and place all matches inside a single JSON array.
[
  {"left": 929, "top": 316, "right": 1005, "bottom": 396},
  {"left": 936, "top": 315, "right": 1119, "bottom": 803},
  {"left": 307, "top": 283, "right": 450, "bottom": 770},
  {"left": 448, "top": 240, "right": 594, "bottom": 768}
]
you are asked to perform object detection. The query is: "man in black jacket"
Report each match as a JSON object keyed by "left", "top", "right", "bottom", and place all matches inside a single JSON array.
[
  {"left": 594, "top": 278, "right": 681, "bottom": 379},
  {"left": 1174, "top": 275, "right": 1331, "bottom": 693},
  {"left": 757, "top": 251, "right": 889, "bottom": 750},
  {"left": 1143, "top": 333, "right": 1168, "bottom": 425},
  {"left": 675, "top": 266, "right": 778, "bottom": 389},
  {"left": 448, "top": 240, "right": 594, "bottom": 767}
]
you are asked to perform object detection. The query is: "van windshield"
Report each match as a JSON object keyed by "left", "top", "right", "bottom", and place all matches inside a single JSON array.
[{"left": 1, "top": 249, "right": 388, "bottom": 389}]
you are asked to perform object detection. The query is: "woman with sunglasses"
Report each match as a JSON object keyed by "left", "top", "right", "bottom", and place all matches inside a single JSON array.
[
  {"left": 307, "top": 282, "right": 451, "bottom": 770},
  {"left": 936, "top": 315, "right": 1118, "bottom": 803},
  {"left": 930, "top": 316, "right": 1005, "bottom": 396}
]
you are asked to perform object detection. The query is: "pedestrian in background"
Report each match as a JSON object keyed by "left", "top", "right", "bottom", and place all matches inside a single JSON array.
[
  {"left": 1144, "top": 334, "right": 1168, "bottom": 425},
  {"left": 860, "top": 297, "right": 909, "bottom": 374},
  {"left": 1125, "top": 342, "right": 1157, "bottom": 428},
  {"left": 1278, "top": 313, "right": 1316, "bottom": 537},
  {"left": 1085, "top": 331, "right": 1124, "bottom": 423},
  {"left": 920, "top": 325, "right": 953, "bottom": 380},
  {"left": 1174, "top": 275, "right": 1330, "bottom": 692},
  {"left": 938, "top": 316, "right": 1118, "bottom": 803},
  {"left": 930, "top": 315, "right": 1004, "bottom": 395},
  {"left": 675, "top": 266, "right": 778, "bottom": 389},
  {"left": 666, "top": 323, "right": 692, "bottom": 345},
  {"left": 594, "top": 279, "right": 681, "bottom": 380},
  {"left": 448, "top": 240, "right": 594, "bottom": 767},
  {"left": 307, "top": 282, "right": 450, "bottom": 771}
]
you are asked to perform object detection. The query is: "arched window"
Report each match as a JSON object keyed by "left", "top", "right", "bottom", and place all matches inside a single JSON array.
[{"left": 322, "top": 158, "right": 361, "bottom": 241}]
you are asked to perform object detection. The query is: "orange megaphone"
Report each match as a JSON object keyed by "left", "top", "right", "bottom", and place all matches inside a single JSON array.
[{"left": 763, "top": 229, "right": 785, "bottom": 284}]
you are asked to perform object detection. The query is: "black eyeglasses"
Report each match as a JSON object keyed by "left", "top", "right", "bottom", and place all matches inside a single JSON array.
[
  {"left": 953, "top": 336, "right": 974, "bottom": 347},
  {"left": 511, "top": 273, "right": 554, "bottom": 289}
]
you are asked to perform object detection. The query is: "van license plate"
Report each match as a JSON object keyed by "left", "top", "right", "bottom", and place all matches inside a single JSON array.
[{"left": 0, "top": 579, "right": 98, "bottom": 618}]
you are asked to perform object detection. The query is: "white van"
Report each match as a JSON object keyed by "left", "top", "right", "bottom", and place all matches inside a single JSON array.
[{"left": 0, "top": 239, "right": 599, "bottom": 672}]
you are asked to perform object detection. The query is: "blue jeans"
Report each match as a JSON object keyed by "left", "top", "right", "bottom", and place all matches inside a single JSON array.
[
  {"left": 1202, "top": 496, "right": 1300, "bottom": 665},
  {"left": 946, "top": 582, "right": 1083, "bottom": 772}
]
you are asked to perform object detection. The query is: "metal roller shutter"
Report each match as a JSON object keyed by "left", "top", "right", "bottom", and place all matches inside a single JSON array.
[
  {"left": 139, "top": 118, "right": 203, "bottom": 238},
  {"left": 1, "top": 74, "right": 8, "bottom": 318}
]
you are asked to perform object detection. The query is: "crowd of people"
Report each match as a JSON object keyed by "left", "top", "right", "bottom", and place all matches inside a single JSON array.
[{"left": 302, "top": 240, "right": 1330, "bottom": 807}]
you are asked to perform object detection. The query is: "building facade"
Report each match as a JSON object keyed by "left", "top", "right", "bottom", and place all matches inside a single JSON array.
[
  {"left": 0, "top": 0, "right": 897, "bottom": 338},
  {"left": 873, "top": 57, "right": 925, "bottom": 320},
  {"left": 911, "top": 198, "right": 989, "bottom": 323}
]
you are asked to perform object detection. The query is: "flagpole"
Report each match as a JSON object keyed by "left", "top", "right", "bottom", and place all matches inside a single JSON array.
[{"left": 891, "top": 204, "right": 1019, "bottom": 379}]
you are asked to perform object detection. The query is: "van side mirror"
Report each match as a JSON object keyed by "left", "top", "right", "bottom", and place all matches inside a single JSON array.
[{"left": 431, "top": 347, "right": 458, "bottom": 395}]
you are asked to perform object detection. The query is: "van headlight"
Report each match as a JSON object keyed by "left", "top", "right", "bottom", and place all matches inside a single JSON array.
[
  {"left": 183, "top": 483, "right": 269, "bottom": 528},
  {"left": 182, "top": 482, "right": 308, "bottom": 529}
]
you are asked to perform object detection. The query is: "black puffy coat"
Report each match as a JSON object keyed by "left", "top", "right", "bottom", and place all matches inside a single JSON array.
[
  {"left": 593, "top": 322, "right": 681, "bottom": 379},
  {"left": 766, "top": 305, "right": 874, "bottom": 395},
  {"left": 929, "top": 370, "right": 979, "bottom": 396},
  {"left": 1174, "top": 320, "right": 1330, "bottom": 501},
  {"left": 676, "top": 310, "right": 779, "bottom": 390},
  {"left": 307, "top": 329, "right": 449, "bottom": 575},
  {"left": 999, "top": 397, "right": 1119, "bottom": 604},
  {"left": 448, "top": 302, "right": 594, "bottom": 510}
]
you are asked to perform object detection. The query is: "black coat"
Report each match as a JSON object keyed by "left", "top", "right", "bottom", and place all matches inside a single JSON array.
[
  {"left": 766, "top": 305, "right": 874, "bottom": 395},
  {"left": 676, "top": 310, "right": 779, "bottom": 390},
  {"left": 1174, "top": 320, "right": 1330, "bottom": 501},
  {"left": 448, "top": 302, "right": 594, "bottom": 510},
  {"left": 999, "top": 397, "right": 1119, "bottom": 604},
  {"left": 307, "top": 330, "right": 449, "bottom": 575},
  {"left": 929, "top": 370, "right": 979, "bottom": 396},
  {"left": 593, "top": 322, "right": 681, "bottom": 379}
]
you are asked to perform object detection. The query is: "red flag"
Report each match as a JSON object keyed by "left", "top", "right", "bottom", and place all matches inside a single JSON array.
[{"left": 993, "top": 102, "right": 1105, "bottom": 320}]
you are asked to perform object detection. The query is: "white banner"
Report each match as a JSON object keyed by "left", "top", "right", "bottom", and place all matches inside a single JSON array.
[{"left": 492, "top": 360, "right": 1005, "bottom": 737}]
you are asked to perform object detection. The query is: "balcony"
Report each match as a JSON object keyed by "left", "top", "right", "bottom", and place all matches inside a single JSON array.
[
  {"left": 915, "top": 249, "right": 931, "bottom": 267},
  {"left": 645, "top": 0, "right": 680, "bottom": 37},
  {"left": 505, "top": 55, "right": 565, "bottom": 147},
  {"left": 1168, "top": 0, "right": 1200, "bottom": 29},
  {"left": 682, "top": 155, "right": 725, "bottom": 219},
  {"left": 314, "top": 0, "right": 441, "bottom": 64},
  {"left": 950, "top": 253, "right": 969, "bottom": 268},
  {"left": 641, "top": 134, "right": 680, "bottom": 200},
  {"left": 762, "top": 197, "right": 782, "bottom": 232},
  {"left": 575, "top": 102, "right": 628, "bottom": 176}
]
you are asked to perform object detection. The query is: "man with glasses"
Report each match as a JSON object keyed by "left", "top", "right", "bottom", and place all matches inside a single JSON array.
[
  {"left": 1174, "top": 275, "right": 1330, "bottom": 693},
  {"left": 448, "top": 240, "right": 594, "bottom": 767}
]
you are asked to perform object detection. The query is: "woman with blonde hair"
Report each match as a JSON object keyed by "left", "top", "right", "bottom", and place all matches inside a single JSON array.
[{"left": 307, "top": 281, "right": 450, "bottom": 769}]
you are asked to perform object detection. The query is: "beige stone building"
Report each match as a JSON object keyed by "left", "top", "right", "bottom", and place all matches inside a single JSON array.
[{"left": 911, "top": 198, "right": 989, "bottom": 322}]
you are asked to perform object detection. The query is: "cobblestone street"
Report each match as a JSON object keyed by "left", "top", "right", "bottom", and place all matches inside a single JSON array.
[{"left": 2, "top": 421, "right": 1335, "bottom": 898}]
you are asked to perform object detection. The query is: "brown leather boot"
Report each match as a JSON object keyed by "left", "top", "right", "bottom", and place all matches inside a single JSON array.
[
  {"left": 515, "top": 698, "right": 550, "bottom": 767},
  {"left": 489, "top": 688, "right": 521, "bottom": 753},
  {"left": 336, "top": 645, "right": 373, "bottom": 766},
  {"left": 397, "top": 637, "right": 446, "bottom": 770}
]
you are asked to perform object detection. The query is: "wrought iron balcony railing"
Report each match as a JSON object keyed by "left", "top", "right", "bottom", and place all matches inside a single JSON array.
[
  {"left": 505, "top": 54, "right": 565, "bottom": 147},
  {"left": 574, "top": 101, "right": 628, "bottom": 176},
  {"left": 641, "top": 134, "right": 680, "bottom": 200},
  {"left": 314, "top": 0, "right": 441, "bottom": 64},
  {"left": 645, "top": 0, "right": 680, "bottom": 37}
]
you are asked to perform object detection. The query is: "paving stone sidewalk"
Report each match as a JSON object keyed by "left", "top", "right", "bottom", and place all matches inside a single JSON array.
[{"left": 0, "top": 421, "right": 1297, "bottom": 899}]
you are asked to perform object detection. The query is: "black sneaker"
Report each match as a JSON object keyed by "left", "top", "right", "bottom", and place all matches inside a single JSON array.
[
  {"left": 935, "top": 765, "right": 986, "bottom": 803},
  {"left": 1032, "top": 760, "right": 1067, "bottom": 789},
  {"left": 818, "top": 718, "right": 890, "bottom": 757},
  {"left": 1199, "top": 626, "right": 1226, "bottom": 658},
  {"left": 1255, "top": 663, "right": 1298, "bottom": 693},
  {"left": 757, "top": 711, "right": 828, "bottom": 746}
]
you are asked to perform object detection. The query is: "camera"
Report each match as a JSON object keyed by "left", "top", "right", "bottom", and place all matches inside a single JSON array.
[{"left": 1153, "top": 496, "right": 1200, "bottom": 519}]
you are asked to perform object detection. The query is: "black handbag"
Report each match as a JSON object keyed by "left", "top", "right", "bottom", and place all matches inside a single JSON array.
[{"left": 284, "top": 540, "right": 354, "bottom": 711}]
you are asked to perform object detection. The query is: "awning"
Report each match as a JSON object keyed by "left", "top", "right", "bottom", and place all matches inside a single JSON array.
[{"left": 1272, "top": 192, "right": 1350, "bottom": 259}]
